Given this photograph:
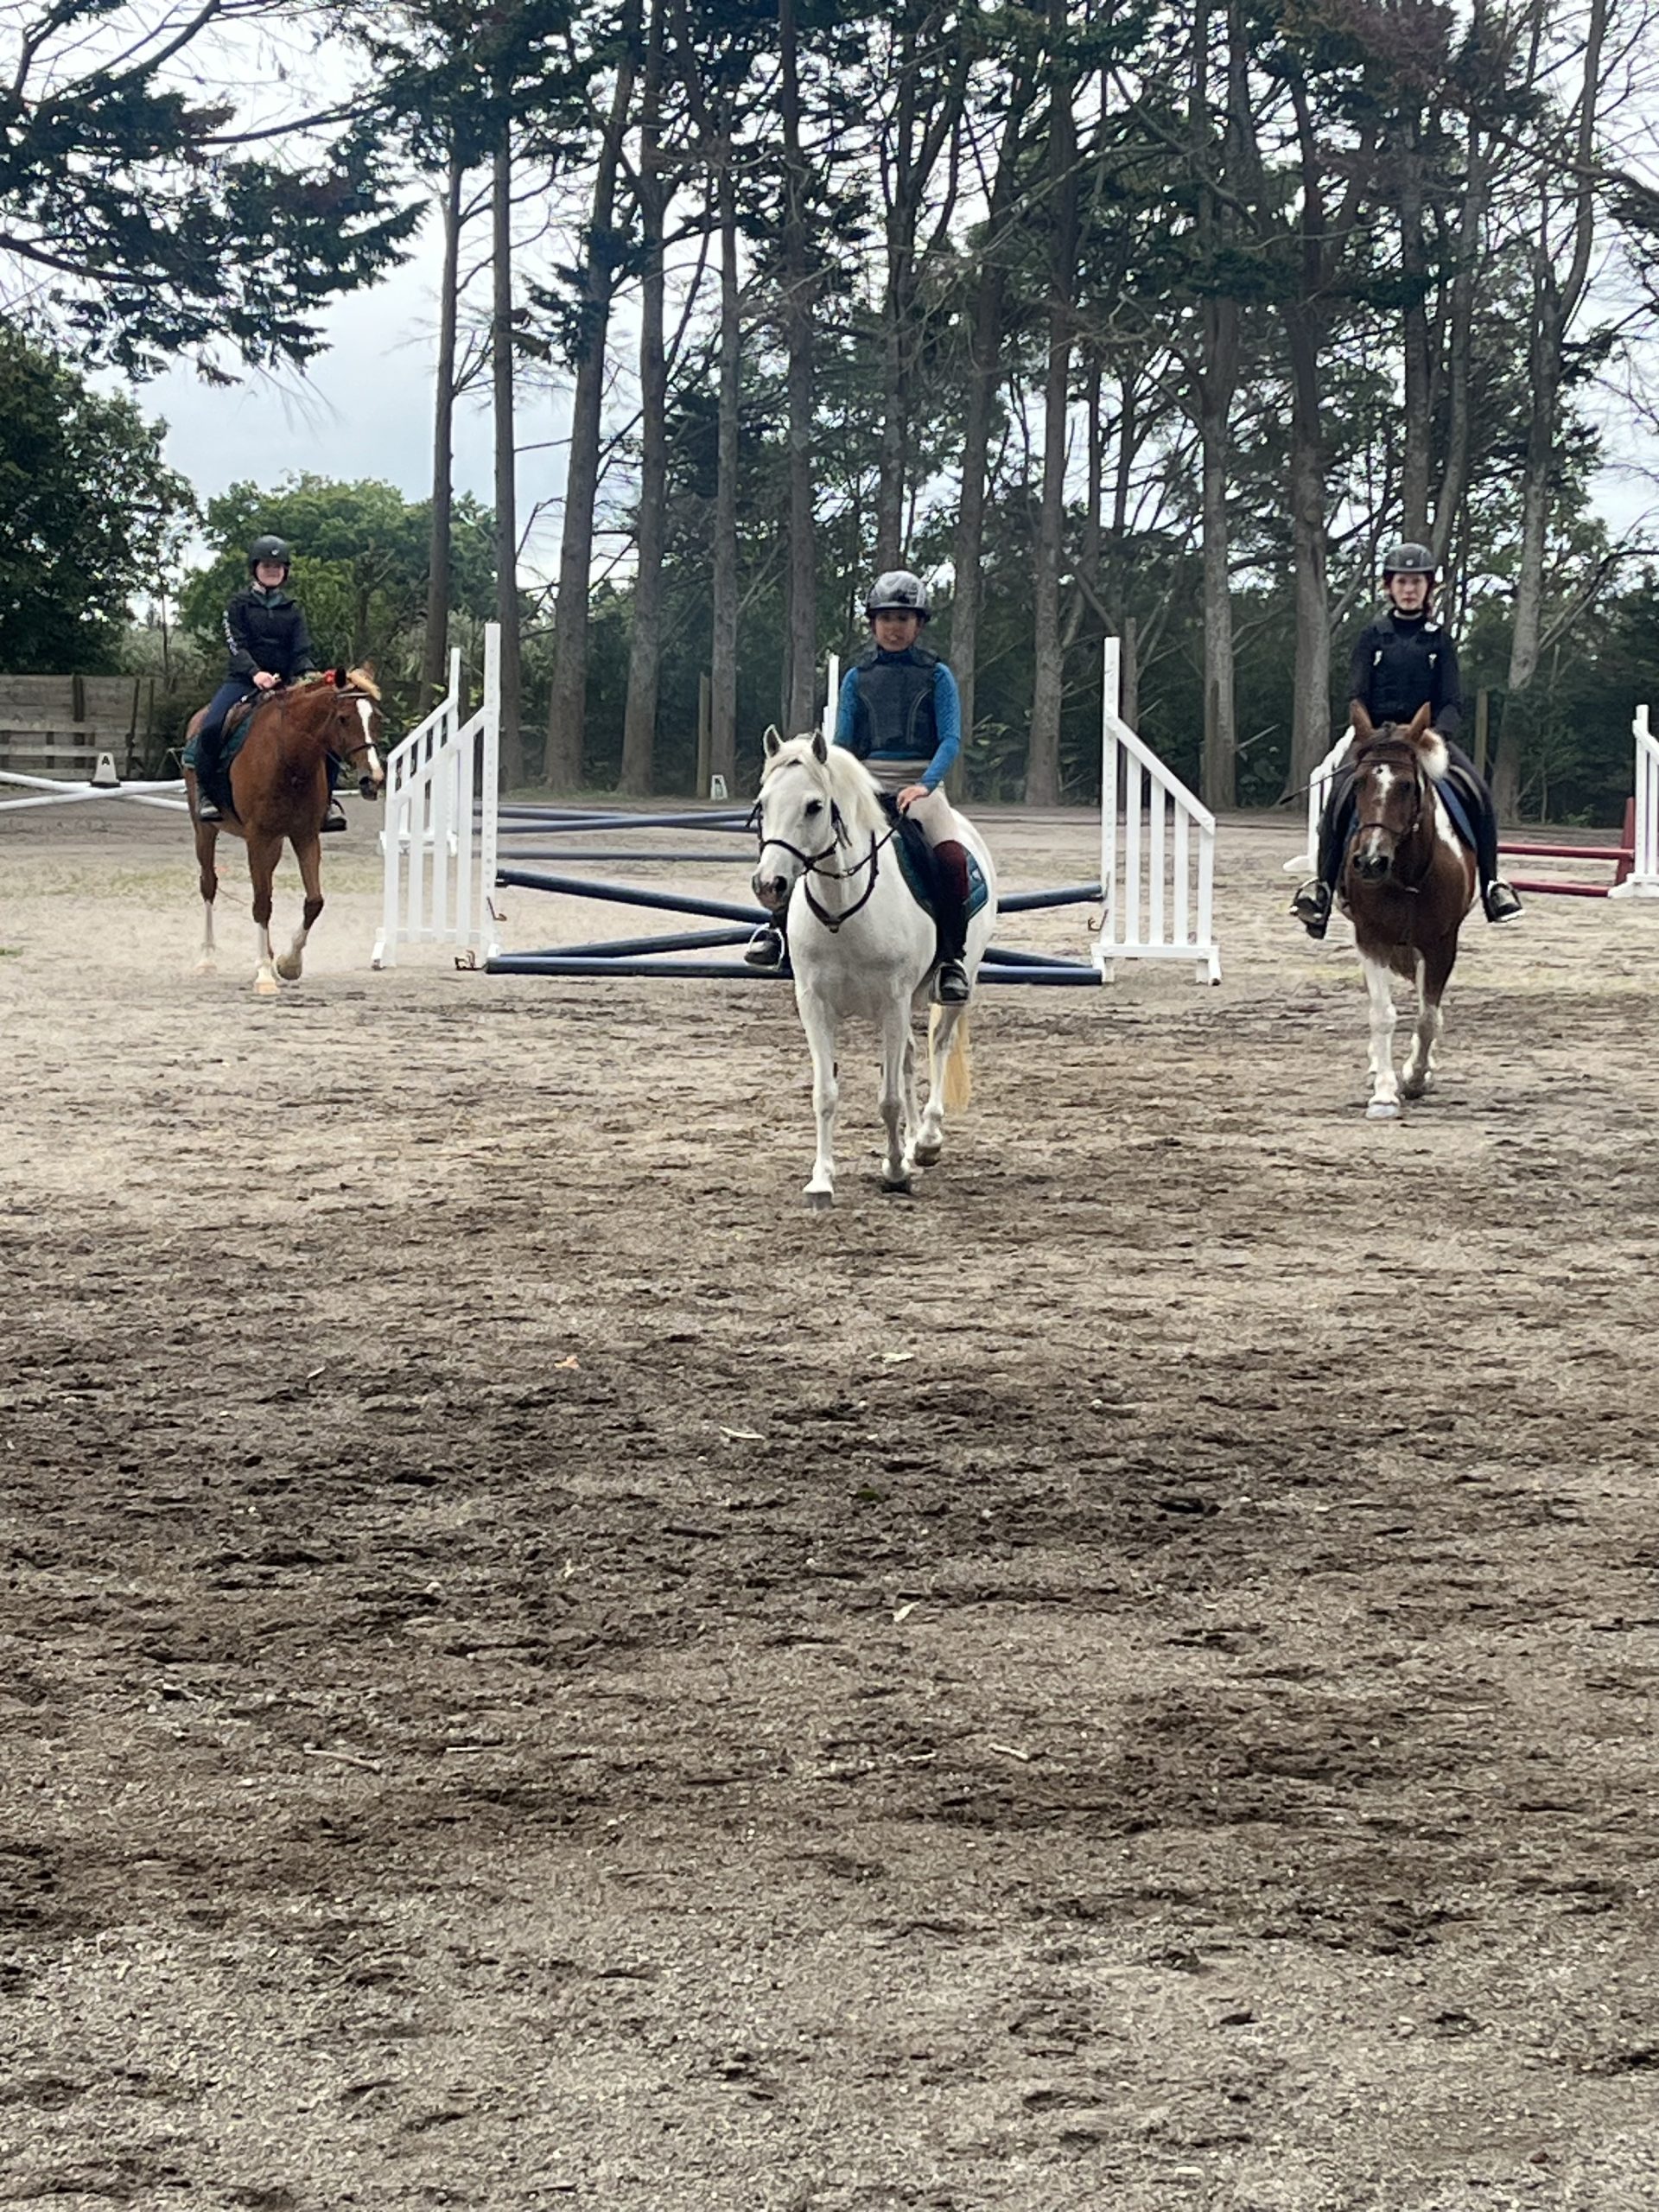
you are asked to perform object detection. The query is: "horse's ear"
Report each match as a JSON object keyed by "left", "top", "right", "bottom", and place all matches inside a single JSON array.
[
  {"left": 1351, "top": 703, "right": 1375, "bottom": 741},
  {"left": 1404, "top": 703, "right": 1433, "bottom": 743},
  {"left": 763, "top": 725, "right": 783, "bottom": 757},
  {"left": 332, "top": 667, "right": 349, "bottom": 689},
  {"left": 811, "top": 730, "right": 828, "bottom": 762}
]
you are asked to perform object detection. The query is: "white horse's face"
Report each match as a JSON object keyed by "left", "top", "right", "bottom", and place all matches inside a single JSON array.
[{"left": 751, "top": 732, "right": 839, "bottom": 912}]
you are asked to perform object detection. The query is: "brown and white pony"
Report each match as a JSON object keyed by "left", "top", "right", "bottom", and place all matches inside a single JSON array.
[
  {"left": 1341, "top": 702, "right": 1478, "bottom": 1119},
  {"left": 185, "top": 670, "right": 386, "bottom": 995}
]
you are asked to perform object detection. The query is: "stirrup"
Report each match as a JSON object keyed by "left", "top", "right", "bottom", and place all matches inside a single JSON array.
[
  {"left": 934, "top": 959, "right": 970, "bottom": 1005},
  {"left": 321, "top": 798, "right": 348, "bottom": 833},
  {"left": 1291, "top": 878, "right": 1331, "bottom": 938},
  {"left": 196, "top": 792, "right": 222, "bottom": 823},
  {"left": 743, "top": 925, "right": 785, "bottom": 971}
]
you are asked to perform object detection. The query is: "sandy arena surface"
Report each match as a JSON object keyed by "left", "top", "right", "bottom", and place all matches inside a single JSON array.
[{"left": 1, "top": 793, "right": 1656, "bottom": 2211}]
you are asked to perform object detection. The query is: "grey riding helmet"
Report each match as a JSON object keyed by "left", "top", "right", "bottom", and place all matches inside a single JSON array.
[
  {"left": 866, "top": 569, "right": 931, "bottom": 620},
  {"left": 1381, "top": 542, "right": 1436, "bottom": 578},
  {"left": 248, "top": 535, "right": 293, "bottom": 575}
]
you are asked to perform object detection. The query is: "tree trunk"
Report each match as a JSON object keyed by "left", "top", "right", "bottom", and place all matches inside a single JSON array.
[
  {"left": 950, "top": 70, "right": 1029, "bottom": 755},
  {"left": 421, "top": 154, "right": 463, "bottom": 716},
  {"left": 491, "top": 124, "right": 524, "bottom": 786},
  {"left": 619, "top": 0, "right": 667, "bottom": 796},
  {"left": 1283, "top": 301, "right": 1332, "bottom": 791},
  {"left": 710, "top": 164, "right": 741, "bottom": 793},
  {"left": 1502, "top": 0, "right": 1605, "bottom": 823},
  {"left": 1397, "top": 111, "right": 1431, "bottom": 544},
  {"left": 780, "top": 0, "right": 817, "bottom": 734},
  {"left": 1027, "top": 5, "right": 1077, "bottom": 808},
  {"left": 1198, "top": 303, "right": 1239, "bottom": 808},
  {"left": 546, "top": 25, "right": 638, "bottom": 791}
]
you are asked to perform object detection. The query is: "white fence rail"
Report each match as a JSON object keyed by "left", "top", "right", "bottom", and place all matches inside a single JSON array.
[
  {"left": 1094, "top": 639, "right": 1221, "bottom": 984},
  {"left": 1609, "top": 705, "right": 1659, "bottom": 899},
  {"left": 372, "top": 626, "right": 501, "bottom": 968}
]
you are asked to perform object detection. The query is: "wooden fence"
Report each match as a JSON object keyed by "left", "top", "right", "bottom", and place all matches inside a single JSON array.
[{"left": 0, "top": 675, "right": 160, "bottom": 779}]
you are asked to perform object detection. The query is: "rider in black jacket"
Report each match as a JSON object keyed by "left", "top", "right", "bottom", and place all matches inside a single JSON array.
[
  {"left": 1292, "top": 543, "right": 1522, "bottom": 936},
  {"left": 190, "top": 537, "right": 344, "bottom": 830}
]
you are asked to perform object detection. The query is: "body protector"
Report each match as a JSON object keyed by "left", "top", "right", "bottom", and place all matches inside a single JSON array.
[
  {"left": 1349, "top": 613, "right": 1462, "bottom": 741},
  {"left": 846, "top": 642, "right": 939, "bottom": 784}
]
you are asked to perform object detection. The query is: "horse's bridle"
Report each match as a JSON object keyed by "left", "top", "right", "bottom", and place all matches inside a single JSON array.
[
  {"left": 748, "top": 795, "right": 898, "bottom": 933},
  {"left": 327, "top": 689, "right": 383, "bottom": 776}
]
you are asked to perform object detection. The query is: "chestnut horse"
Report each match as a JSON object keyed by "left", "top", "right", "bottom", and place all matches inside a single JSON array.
[
  {"left": 1341, "top": 702, "right": 1478, "bottom": 1119},
  {"left": 185, "top": 670, "right": 386, "bottom": 995}
]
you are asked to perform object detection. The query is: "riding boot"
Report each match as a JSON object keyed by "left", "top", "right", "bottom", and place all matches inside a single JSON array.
[
  {"left": 1483, "top": 880, "right": 1523, "bottom": 923},
  {"left": 321, "top": 795, "right": 348, "bottom": 833},
  {"left": 194, "top": 745, "right": 223, "bottom": 823},
  {"left": 931, "top": 840, "right": 973, "bottom": 1004},
  {"left": 744, "top": 923, "right": 787, "bottom": 971}
]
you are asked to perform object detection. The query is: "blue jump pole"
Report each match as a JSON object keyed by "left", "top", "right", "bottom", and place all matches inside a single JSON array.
[
  {"left": 496, "top": 867, "right": 766, "bottom": 926},
  {"left": 488, "top": 849, "right": 747, "bottom": 864},
  {"left": 998, "top": 883, "right": 1103, "bottom": 912},
  {"left": 524, "top": 925, "right": 754, "bottom": 960},
  {"left": 486, "top": 954, "right": 1103, "bottom": 985}
]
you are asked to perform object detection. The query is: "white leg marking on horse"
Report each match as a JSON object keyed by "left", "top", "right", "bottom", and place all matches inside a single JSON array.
[
  {"left": 801, "top": 990, "right": 839, "bottom": 1206},
  {"left": 276, "top": 924, "right": 310, "bottom": 982},
  {"left": 1362, "top": 956, "right": 1401, "bottom": 1118},
  {"left": 254, "top": 921, "right": 280, "bottom": 997},
  {"left": 878, "top": 1005, "right": 912, "bottom": 1192},
  {"left": 196, "top": 900, "right": 217, "bottom": 975}
]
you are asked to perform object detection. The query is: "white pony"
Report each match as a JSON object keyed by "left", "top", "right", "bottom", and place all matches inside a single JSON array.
[{"left": 752, "top": 729, "right": 999, "bottom": 1208}]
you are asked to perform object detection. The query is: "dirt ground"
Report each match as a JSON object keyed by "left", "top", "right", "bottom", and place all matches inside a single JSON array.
[{"left": 1, "top": 793, "right": 1656, "bottom": 2212}]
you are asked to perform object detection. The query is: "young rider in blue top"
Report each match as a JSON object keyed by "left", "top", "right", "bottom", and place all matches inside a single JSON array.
[{"left": 746, "top": 569, "right": 974, "bottom": 1002}]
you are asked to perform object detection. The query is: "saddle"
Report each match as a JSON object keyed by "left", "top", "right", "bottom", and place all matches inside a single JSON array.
[
  {"left": 877, "top": 794, "right": 989, "bottom": 955},
  {"left": 1437, "top": 765, "right": 1482, "bottom": 855}
]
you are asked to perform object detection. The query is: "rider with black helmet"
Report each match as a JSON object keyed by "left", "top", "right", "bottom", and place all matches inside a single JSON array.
[
  {"left": 1292, "top": 543, "right": 1522, "bottom": 936},
  {"left": 188, "top": 536, "right": 340, "bottom": 829},
  {"left": 746, "top": 569, "right": 976, "bottom": 1003}
]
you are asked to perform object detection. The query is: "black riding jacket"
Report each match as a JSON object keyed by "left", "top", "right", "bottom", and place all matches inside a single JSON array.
[
  {"left": 223, "top": 585, "right": 317, "bottom": 683},
  {"left": 1348, "top": 609, "right": 1462, "bottom": 739}
]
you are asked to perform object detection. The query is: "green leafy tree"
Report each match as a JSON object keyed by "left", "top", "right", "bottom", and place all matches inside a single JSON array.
[
  {"left": 0, "top": 3, "right": 418, "bottom": 373},
  {"left": 0, "top": 324, "right": 194, "bottom": 671}
]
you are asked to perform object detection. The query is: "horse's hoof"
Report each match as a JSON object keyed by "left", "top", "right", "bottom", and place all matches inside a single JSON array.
[
  {"left": 804, "top": 1188, "right": 834, "bottom": 1211},
  {"left": 276, "top": 956, "right": 302, "bottom": 982},
  {"left": 1365, "top": 1099, "right": 1402, "bottom": 1121},
  {"left": 254, "top": 976, "right": 280, "bottom": 998},
  {"left": 194, "top": 960, "right": 215, "bottom": 977},
  {"left": 910, "top": 1139, "right": 942, "bottom": 1168}
]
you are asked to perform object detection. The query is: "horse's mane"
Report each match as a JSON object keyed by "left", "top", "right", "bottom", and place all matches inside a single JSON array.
[
  {"left": 760, "top": 734, "right": 886, "bottom": 835},
  {"left": 296, "top": 666, "right": 383, "bottom": 703}
]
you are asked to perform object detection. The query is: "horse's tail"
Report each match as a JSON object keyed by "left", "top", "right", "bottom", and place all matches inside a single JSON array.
[{"left": 929, "top": 1005, "right": 973, "bottom": 1112}]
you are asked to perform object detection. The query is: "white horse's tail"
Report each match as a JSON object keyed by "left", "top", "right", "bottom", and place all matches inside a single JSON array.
[{"left": 929, "top": 1005, "right": 974, "bottom": 1111}]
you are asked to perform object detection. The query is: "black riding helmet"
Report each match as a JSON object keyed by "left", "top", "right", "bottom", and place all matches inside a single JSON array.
[
  {"left": 248, "top": 535, "right": 292, "bottom": 576},
  {"left": 1382, "top": 542, "right": 1436, "bottom": 579}
]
